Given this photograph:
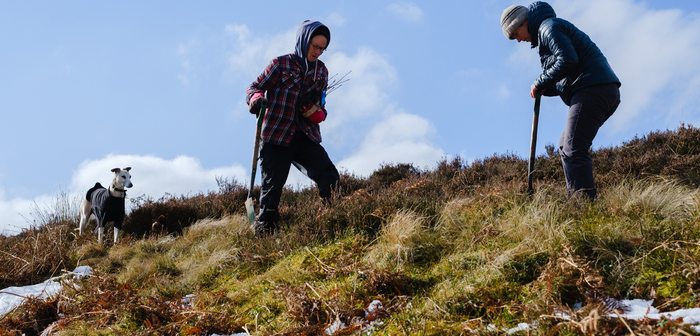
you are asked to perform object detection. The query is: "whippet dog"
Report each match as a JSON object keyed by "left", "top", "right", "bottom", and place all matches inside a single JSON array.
[{"left": 79, "top": 167, "right": 133, "bottom": 244}]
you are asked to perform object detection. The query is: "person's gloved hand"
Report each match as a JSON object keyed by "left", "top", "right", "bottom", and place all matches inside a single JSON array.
[
  {"left": 298, "top": 91, "right": 326, "bottom": 124},
  {"left": 249, "top": 92, "right": 267, "bottom": 115},
  {"left": 300, "top": 100, "right": 326, "bottom": 124},
  {"left": 306, "top": 108, "right": 326, "bottom": 124}
]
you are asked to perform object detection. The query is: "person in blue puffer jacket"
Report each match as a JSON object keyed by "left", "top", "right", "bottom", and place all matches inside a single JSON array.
[{"left": 501, "top": 1, "right": 621, "bottom": 200}]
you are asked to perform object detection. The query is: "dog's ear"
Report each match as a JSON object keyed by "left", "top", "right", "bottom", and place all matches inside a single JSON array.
[
  {"left": 111, "top": 168, "right": 121, "bottom": 173},
  {"left": 124, "top": 167, "right": 132, "bottom": 172}
]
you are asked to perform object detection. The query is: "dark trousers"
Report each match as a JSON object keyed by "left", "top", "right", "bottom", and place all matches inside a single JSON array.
[
  {"left": 559, "top": 83, "right": 620, "bottom": 199},
  {"left": 258, "top": 131, "right": 340, "bottom": 225}
]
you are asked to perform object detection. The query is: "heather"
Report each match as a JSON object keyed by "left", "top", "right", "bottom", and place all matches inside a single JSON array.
[{"left": 1, "top": 124, "right": 700, "bottom": 335}]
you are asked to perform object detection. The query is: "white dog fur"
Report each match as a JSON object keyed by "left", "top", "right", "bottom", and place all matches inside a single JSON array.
[{"left": 79, "top": 167, "right": 133, "bottom": 244}]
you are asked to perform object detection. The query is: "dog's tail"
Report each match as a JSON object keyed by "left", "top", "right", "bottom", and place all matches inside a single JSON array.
[{"left": 85, "top": 182, "right": 104, "bottom": 201}]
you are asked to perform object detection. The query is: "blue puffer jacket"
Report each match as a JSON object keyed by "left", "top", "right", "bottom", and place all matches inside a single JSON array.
[{"left": 527, "top": 1, "right": 620, "bottom": 105}]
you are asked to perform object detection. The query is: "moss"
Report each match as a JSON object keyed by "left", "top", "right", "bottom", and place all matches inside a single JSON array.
[{"left": 4, "top": 126, "right": 700, "bottom": 335}]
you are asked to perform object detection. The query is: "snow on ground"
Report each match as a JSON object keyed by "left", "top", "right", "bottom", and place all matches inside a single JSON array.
[
  {"left": 491, "top": 299, "right": 700, "bottom": 334},
  {"left": 621, "top": 299, "right": 700, "bottom": 330},
  {"left": 0, "top": 268, "right": 249, "bottom": 336},
  {"left": 0, "top": 266, "right": 92, "bottom": 317},
  {"left": 4, "top": 274, "right": 700, "bottom": 334}
]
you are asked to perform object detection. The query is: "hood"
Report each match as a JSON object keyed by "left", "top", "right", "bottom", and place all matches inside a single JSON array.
[
  {"left": 294, "top": 20, "right": 331, "bottom": 62},
  {"left": 527, "top": 1, "right": 556, "bottom": 47}
]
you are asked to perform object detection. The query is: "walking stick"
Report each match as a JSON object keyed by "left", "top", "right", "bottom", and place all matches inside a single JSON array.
[
  {"left": 245, "top": 100, "right": 267, "bottom": 225},
  {"left": 527, "top": 92, "right": 542, "bottom": 195}
]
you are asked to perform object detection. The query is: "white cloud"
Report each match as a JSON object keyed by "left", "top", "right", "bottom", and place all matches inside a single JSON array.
[
  {"left": 226, "top": 22, "right": 444, "bottom": 186},
  {"left": 338, "top": 112, "right": 446, "bottom": 176},
  {"left": 286, "top": 112, "right": 447, "bottom": 186},
  {"left": 225, "top": 24, "right": 295, "bottom": 79},
  {"left": 0, "top": 155, "right": 247, "bottom": 236},
  {"left": 225, "top": 24, "right": 398, "bottom": 131},
  {"left": 322, "top": 47, "right": 398, "bottom": 129},
  {"left": 325, "top": 13, "right": 347, "bottom": 27},
  {"left": 0, "top": 190, "right": 38, "bottom": 236},
  {"left": 70, "top": 154, "right": 247, "bottom": 201},
  {"left": 386, "top": 2, "right": 424, "bottom": 22},
  {"left": 177, "top": 38, "right": 200, "bottom": 86},
  {"left": 558, "top": 0, "right": 700, "bottom": 131},
  {"left": 514, "top": 0, "right": 700, "bottom": 133}
]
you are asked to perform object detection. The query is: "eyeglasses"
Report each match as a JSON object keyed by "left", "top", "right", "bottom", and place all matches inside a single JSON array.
[{"left": 310, "top": 43, "right": 326, "bottom": 53}]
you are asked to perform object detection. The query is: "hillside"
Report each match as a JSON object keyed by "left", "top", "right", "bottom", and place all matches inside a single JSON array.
[{"left": 2, "top": 124, "right": 700, "bottom": 335}]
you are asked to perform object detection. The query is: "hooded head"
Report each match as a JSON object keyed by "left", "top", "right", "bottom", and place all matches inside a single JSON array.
[
  {"left": 295, "top": 20, "right": 331, "bottom": 62},
  {"left": 526, "top": 1, "right": 556, "bottom": 47}
]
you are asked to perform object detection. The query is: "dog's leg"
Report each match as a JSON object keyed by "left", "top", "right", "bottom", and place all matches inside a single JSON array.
[
  {"left": 97, "top": 214, "right": 105, "bottom": 245},
  {"left": 79, "top": 199, "right": 92, "bottom": 236},
  {"left": 114, "top": 228, "right": 120, "bottom": 243}
]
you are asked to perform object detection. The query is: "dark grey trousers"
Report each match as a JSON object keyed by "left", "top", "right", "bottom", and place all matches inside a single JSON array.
[
  {"left": 559, "top": 83, "right": 621, "bottom": 199},
  {"left": 258, "top": 131, "right": 339, "bottom": 225}
]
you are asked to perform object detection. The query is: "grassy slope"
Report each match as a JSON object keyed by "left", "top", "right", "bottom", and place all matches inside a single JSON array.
[{"left": 2, "top": 125, "right": 700, "bottom": 335}]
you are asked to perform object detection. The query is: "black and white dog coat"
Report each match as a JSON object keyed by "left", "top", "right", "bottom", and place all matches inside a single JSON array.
[{"left": 85, "top": 182, "right": 126, "bottom": 230}]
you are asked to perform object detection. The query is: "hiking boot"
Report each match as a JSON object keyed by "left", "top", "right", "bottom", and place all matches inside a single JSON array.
[{"left": 252, "top": 220, "right": 277, "bottom": 237}]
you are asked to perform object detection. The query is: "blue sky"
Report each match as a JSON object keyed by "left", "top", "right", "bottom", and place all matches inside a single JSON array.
[{"left": 1, "top": 0, "right": 699, "bottom": 234}]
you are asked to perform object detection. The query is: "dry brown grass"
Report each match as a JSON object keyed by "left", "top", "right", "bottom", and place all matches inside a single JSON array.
[
  {"left": 364, "top": 210, "right": 427, "bottom": 269},
  {"left": 606, "top": 177, "right": 700, "bottom": 222},
  {"left": 3, "top": 125, "right": 700, "bottom": 335}
]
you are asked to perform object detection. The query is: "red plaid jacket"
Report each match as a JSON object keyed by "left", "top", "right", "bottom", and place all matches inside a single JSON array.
[{"left": 246, "top": 53, "right": 328, "bottom": 146}]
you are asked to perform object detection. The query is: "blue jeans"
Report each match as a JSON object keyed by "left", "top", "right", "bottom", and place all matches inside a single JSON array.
[
  {"left": 559, "top": 83, "right": 620, "bottom": 200},
  {"left": 258, "top": 131, "right": 339, "bottom": 226}
]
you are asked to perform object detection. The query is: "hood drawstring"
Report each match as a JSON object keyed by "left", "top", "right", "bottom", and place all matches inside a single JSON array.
[{"left": 304, "top": 58, "right": 319, "bottom": 81}]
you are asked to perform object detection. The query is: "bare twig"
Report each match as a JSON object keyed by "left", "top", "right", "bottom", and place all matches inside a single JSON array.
[
  {"left": 305, "top": 282, "right": 337, "bottom": 316},
  {"left": 0, "top": 250, "right": 30, "bottom": 266},
  {"left": 0, "top": 291, "right": 29, "bottom": 299},
  {"left": 305, "top": 246, "right": 336, "bottom": 273},
  {"left": 630, "top": 242, "right": 670, "bottom": 265},
  {"left": 614, "top": 310, "right": 636, "bottom": 336},
  {"left": 678, "top": 329, "right": 695, "bottom": 336},
  {"left": 326, "top": 71, "right": 351, "bottom": 95},
  {"left": 541, "top": 314, "right": 585, "bottom": 331}
]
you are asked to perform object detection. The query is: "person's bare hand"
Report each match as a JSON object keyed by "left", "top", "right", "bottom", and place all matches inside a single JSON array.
[{"left": 530, "top": 84, "right": 540, "bottom": 98}]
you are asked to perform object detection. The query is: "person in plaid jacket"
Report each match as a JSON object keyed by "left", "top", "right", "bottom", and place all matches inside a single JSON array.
[{"left": 245, "top": 20, "right": 340, "bottom": 236}]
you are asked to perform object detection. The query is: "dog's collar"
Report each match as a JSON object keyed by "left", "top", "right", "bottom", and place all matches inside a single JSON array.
[{"left": 110, "top": 184, "right": 127, "bottom": 196}]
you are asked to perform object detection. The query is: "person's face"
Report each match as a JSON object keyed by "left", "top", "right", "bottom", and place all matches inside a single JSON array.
[
  {"left": 512, "top": 22, "right": 530, "bottom": 43},
  {"left": 307, "top": 35, "right": 327, "bottom": 62}
]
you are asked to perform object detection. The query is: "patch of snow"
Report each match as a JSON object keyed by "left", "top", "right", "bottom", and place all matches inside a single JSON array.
[
  {"left": 325, "top": 317, "right": 346, "bottom": 335},
  {"left": 5, "top": 277, "right": 700, "bottom": 334},
  {"left": 506, "top": 322, "right": 530, "bottom": 334},
  {"left": 365, "top": 299, "right": 383, "bottom": 316},
  {"left": 0, "top": 279, "right": 62, "bottom": 316},
  {"left": 492, "top": 299, "right": 700, "bottom": 334},
  {"left": 0, "top": 266, "right": 93, "bottom": 317},
  {"left": 616, "top": 299, "right": 700, "bottom": 332}
]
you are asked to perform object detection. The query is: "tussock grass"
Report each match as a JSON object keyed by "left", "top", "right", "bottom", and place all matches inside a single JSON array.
[
  {"left": 0, "top": 192, "right": 82, "bottom": 287},
  {"left": 364, "top": 209, "right": 427, "bottom": 268},
  {"left": 170, "top": 216, "right": 250, "bottom": 283},
  {"left": 606, "top": 178, "right": 700, "bottom": 222},
  {"left": 3, "top": 125, "right": 700, "bottom": 335}
]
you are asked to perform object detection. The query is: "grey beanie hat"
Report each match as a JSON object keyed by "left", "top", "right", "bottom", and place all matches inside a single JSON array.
[{"left": 501, "top": 5, "right": 527, "bottom": 39}]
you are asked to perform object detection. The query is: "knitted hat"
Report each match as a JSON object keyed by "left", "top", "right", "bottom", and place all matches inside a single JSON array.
[
  {"left": 310, "top": 25, "right": 331, "bottom": 46},
  {"left": 501, "top": 5, "right": 527, "bottom": 39}
]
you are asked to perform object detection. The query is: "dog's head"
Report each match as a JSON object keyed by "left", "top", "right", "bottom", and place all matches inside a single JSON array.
[{"left": 111, "top": 167, "right": 133, "bottom": 190}]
